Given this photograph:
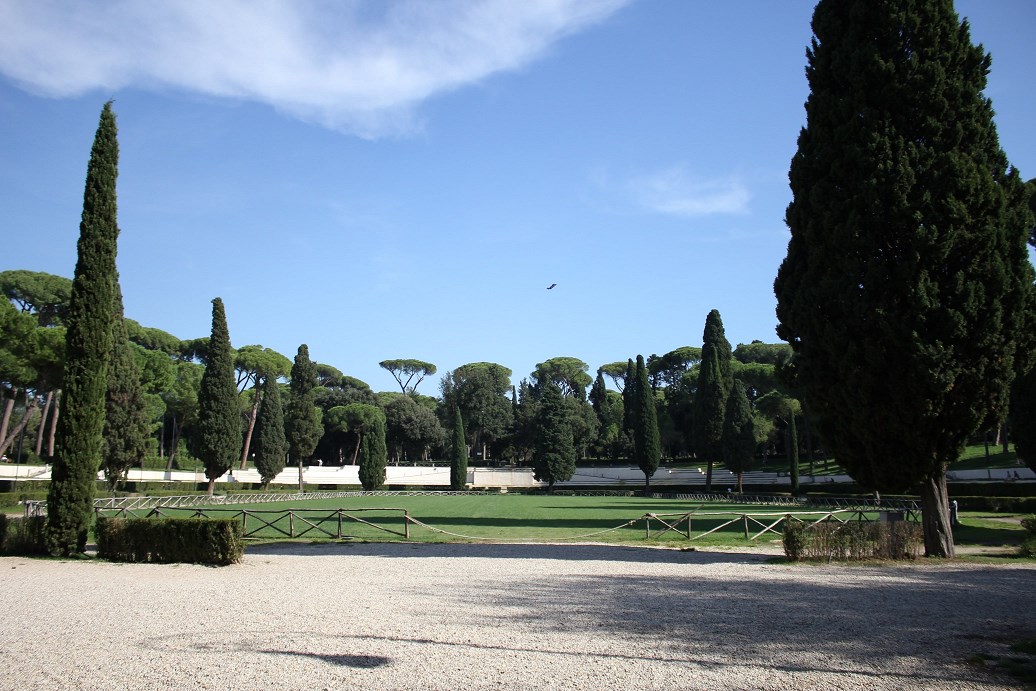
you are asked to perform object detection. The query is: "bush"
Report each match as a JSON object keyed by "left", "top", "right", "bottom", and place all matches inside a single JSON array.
[
  {"left": 1019, "top": 518, "right": 1036, "bottom": 558},
  {"left": 953, "top": 496, "right": 1036, "bottom": 513},
  {"left": 95, "top": 516, "right": 243, "bottom": 565},
  {"left": 0, "top": 515, "right": 48, "bottom": 556},
  {"left": 783, "top": 519, "right": 922, "bottom": 561}
]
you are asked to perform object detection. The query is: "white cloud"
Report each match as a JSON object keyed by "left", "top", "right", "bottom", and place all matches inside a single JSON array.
[
  {"left": 629, "top": 166, "right": 750, "bottom": 217},
  {"left": 0, "top": 0, "right": 629, "bottom": 138}
]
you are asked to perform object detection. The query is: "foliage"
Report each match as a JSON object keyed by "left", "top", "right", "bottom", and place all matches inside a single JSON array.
[
  {"left": 647, "top": 346, "right": 701, "bottom": 389},
  {"left": 782, "top": 520, "right": 922, "bottom": 561},
  {"left": 531, "top": 381, "right": 576, "bottom": 490},
  {"left": 0, "top": 270, "right": 73, "bottom": 327},
  {"left": 722, "top": 381, "right": 756, "bottom": 491},
  {"left": 47, "top": 102, "right": 120, "bottom": 556},
  {"left": 379, "top": 358, "right": 437, "bottom": 395},
  {"left": 450, "top": 406, "right": 467, "bottom": 490},
  {"left": 732, "top": 342, "right": 792, "bottom": 367},
  {"left": 631, "top": 355, "right": 660, "bottom": 489},
  {"left": 102, "top": 286, "right": 151, "bottom": 491},
  {"left": 440, "top": 362, "right": 513, "bottom": 457},
  {"left": 693, "top": 310, "right": 733, "bottom": 493},
  {"left": 531, "top": 357, "right": 592, "bottom": 399},
  {"left": 195, "top": 298, "right": 241, "bottom": 494},
  {"left": 383, "top": 394, "right": 445, "bottom": 463},
  {"left": 253, "top": 375, "right": 287, "bottom": 486},
  {"left": 95, "top": 516, "right": 243, "bottom": 565},
  {"left": 357, "top": 410, "right": 388, "bottom": 490},
  {"left": 1019, "top": 518, "right": 1036, "bottom": 558},
  {"left": 0, "top": 515, "right": 48, "bottom": 556},
  {"left": 285, "top": 344, "right": 322, "bottom": 465},
  {"left": 774, "top": 0, "right": 1034, "bottom": 557},
  {"left": 1010, "top": 368, "right": 1036, "bottom": 473}
]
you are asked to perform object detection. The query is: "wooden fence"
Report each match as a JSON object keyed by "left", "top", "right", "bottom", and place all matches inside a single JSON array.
[{"left": 95, "top": 506, "right": 411, "bottom": 540}]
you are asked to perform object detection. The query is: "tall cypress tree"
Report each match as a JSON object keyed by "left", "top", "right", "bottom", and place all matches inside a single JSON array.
[
  {"left": 694, "top": 310, "right": 732, "bottom": 492},
  {"left": 285, "top": 344, "right": 322, "bottom": 483},
  {"left": 722, "top": 381, "right": 756, "bottom": 494},
  {"left": 357, "top": 411, "right": 387, "bottom": 490},
  {"left": 532, "top": 381, "right": 576, "bottom": 492},
  {"left": 102, "top": 284, "right": 150, "bottom": 491},
  {"left": 632, "top": 354, "right": 660, "bottom": 492},
  {"left": 47, "top": 102, "right": 120, "bottom": 555},
  {"left": 196, "top": 298, "right": 241, "bottom": 496},
  {"left": 253, "top": 376, "right": 287, "bottom": 487},
  {"left": 775, "top": 0, "right": 1034, "bottom": 557},
  {"left": 450, "top": 405, "right": 467, "bottom": 490}
]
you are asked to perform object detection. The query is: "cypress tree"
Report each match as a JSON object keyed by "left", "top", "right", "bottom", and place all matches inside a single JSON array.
[
  {"left": 694, "top": 310, "right": 732, "bottom": 492},
  {"left": 632, "top": 355, "right": 660, "bottom": 492},
  {"left": 285, "top": 344, "right": 322, "bottom": 475},
  {"left": 47, "top": 102, "right": 120, "bottom": 555},
  {"left": 102, "top": 284, "right": 151, "bottom": 492},
  {"left": 450, "top": 405, "right": 467, "bottom": 490},
  {"left": 722, "top": 381, "right": 756, "bottom": 494},
  {"left": 774, "top": 0, "right": 1034, "bottom": 557},
  {"left": 532, "top": 381, "right": 576, "bottom": 492},
  {"left": 196, "top": 298, "right": 241, "bottom": 496},
  {"left": 621, "top": 358, "right": 635, "bottom": 436},
  {"left": 253, "top": 376, "right": 287, "bottom": 487},
  {"left": 357, "top": 411, "right": 387, "bottom": 490}
]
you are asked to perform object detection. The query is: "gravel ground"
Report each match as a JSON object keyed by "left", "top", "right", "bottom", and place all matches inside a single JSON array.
[{"left": 1, "top": 542, "right": 1032, "bottom": 690}]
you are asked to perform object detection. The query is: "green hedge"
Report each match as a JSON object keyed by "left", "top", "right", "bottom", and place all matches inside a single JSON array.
[
  {"left": 953, "top": 496, "right": 1036, "bottom": 513},
  {"left": 783, "top": 519, "right": 922, "bottom": 561},
  {"left": 95, "top": 516, "right": 243, "bottom": 565},
  {"left": 0, "top": 515, "right": 48, "bottom": 556}
]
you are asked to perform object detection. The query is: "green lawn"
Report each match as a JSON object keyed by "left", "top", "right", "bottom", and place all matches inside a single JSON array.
[{"left": 114, "top": 494, "right": 881, "bottom": 549}]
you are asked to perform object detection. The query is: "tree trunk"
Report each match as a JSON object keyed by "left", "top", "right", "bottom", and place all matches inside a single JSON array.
[
  {"left": 0, "top": 388, "right": 16, "bottom": 445},
  {"left": 207, "top": 477, "right": 216, "bottom": 496},
  {"left": 788, "top": 416, "right": 800, "bottom": 495},
  {"left": 738, "top": 470, "right": 743, "bottom": 494},
  {"left": 166, "top": 413, "right": 180, "bottom": 471},
  {"left": 47, "top": 391, "right": 60, "bottom": 457},
  {"left": 705, "top": 459, "right": 714, "bottom": 493},
  {"left": 351, "top": 433, "right": 361, "bottom": 465},
  {"left": 919, "top": 472, "right": 955, "bottom": 558},
  {"left": 239, "top": 384, "right": 262, "bottom": 469},
  {"left": 0, "top": 396, "right": 39, "bottom": 458},
  {"left": 34, "top": 391, "right": 54, "bottom": 456}
]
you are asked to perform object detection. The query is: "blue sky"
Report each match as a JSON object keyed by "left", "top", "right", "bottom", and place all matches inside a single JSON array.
[{"left": 1, "top": 0, "right": 1034, "bottom": 395}]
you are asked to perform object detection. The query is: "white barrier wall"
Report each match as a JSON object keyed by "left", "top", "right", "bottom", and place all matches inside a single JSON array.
[{"left": 0, "top": 463, "right": 1032, "bottom": 487}]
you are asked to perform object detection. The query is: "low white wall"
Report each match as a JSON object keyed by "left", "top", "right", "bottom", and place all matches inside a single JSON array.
[{"left": 1, "top": 463, "right": 1032, "bottom": 488}]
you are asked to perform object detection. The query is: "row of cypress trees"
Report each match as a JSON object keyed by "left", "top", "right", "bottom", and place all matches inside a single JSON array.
[{"left": 44, "top": 103, "right": 381, "bottom": 555}]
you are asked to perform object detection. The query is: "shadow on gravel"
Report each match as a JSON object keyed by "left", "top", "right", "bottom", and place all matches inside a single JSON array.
[
  {"left": 258, "top": 649, "right": 391, "bottom": 668},
  {"left": 471, "top": 565, "right": 1036, "bottom": 687},
  {"left": 244, "top": 541, "right": 776, "bottom": 565}
]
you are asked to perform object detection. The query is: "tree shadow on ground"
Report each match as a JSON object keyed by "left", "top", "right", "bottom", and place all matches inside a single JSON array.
[{"left": 244, "top": 541, "right": 777, "bottom": 564}]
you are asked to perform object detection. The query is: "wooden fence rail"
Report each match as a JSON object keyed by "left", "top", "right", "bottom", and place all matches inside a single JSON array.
[
  {"left": 642, "top": 508, "right": 919, "bottom": 542},
  {"left": 95, "top": 506, "right": 411, "bottom": 540}
]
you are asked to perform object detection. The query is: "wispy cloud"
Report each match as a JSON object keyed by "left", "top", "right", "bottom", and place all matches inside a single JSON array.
[
  {"left": 0, "top": 0, "right": 629, "bottom": 138},
  {"left": 629, "top": 166, "right": 750, "bottom": 217}
]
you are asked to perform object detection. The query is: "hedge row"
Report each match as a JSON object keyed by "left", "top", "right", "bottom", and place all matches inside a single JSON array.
[
  {"left": 953, "top": 496, "right": 1036, "bottom": 513},
  {"left": 783, "top": 520, "right": 922, "bottom": 561},
  {"left": 0, "top": 515, "right": 48, "bottom": 556},
  {"left": 96, "top": 517, "right": 243, "bottom": 565}
]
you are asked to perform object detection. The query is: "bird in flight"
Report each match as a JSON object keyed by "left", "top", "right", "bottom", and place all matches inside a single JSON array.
[{"left": 547, "top": 283, "right": 557, "bottom": 290}]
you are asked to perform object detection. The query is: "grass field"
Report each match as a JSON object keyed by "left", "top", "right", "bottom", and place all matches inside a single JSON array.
[
  {"left": 102, "top": 494, "right": 1030, "bottom": 555},
  {"left": 108, "top": 494, "right": 899, "bottom": 549}
]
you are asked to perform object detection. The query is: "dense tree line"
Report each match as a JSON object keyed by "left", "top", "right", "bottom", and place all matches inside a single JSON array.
[{"left": 7, "top": 3, "right": 1033, "bottom": 562}]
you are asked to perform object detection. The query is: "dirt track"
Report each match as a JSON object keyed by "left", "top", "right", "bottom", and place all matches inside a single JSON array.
[{"left": 1, "top": 543, "right": 1032, "bottom": 689}]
